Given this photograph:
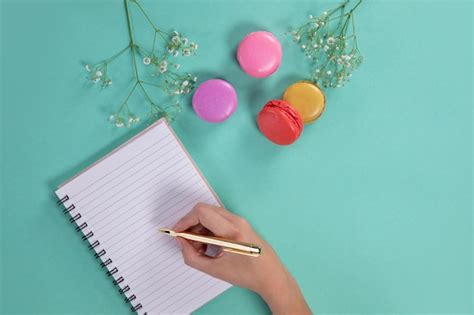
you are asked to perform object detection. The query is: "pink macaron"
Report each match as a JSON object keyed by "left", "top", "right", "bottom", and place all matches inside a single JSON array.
[
  {"left": 192, "top": 79, "right": 238, "bottom": 123},
  {"left": 237, "top": 31, "right": 282, "bottom": 78}
]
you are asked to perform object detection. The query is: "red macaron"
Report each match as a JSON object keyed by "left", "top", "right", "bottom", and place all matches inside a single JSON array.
[{"left": 257, "top": 100, "right": 303, "bottom": 145}]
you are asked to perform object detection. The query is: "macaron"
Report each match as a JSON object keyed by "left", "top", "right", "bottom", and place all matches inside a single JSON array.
[
  {"left": 257, "top": 100, "right": 303, "bottom": 145},
  {"left": 192, "top": 79, "right": 238, "bottom": 123},
  {"left": 283, "top": 81, "right": 326, "bottom": 124},
  {"left": 237, "top": 31, "right": 282, "bottom": 78}
]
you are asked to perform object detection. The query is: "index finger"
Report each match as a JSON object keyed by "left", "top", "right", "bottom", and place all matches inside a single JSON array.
[{"left": 173, "top": 203, "right": 239, "bottom": 238}]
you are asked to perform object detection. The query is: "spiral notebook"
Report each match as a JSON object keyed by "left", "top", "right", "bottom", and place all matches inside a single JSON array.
[{"left": 55, "top": 118, "right": 231, "bottom": 314}]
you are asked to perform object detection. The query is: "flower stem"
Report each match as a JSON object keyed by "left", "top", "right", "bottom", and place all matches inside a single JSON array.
[
  {"left": 133, "top": 0, "right": 160, "bottom": 32},
  {"left": 124, "top": 0, "right": 140, "bottom": 79},
  {"left": 104, "top": 44, "right": 131, "bottom": 64},
  {"left": 118, "top": 81, "right": 139, "bottom": 112}
]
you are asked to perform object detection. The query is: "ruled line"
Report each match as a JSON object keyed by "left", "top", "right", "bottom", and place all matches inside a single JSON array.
[
  {"left": 58, "top": 123, "right": 228, "bottom": 314},
  {"left": 71, "top": 135, "right": 169, "bottom": 198}
]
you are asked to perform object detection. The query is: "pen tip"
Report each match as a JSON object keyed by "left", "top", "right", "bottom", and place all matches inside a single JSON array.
[{"left": 159, "top": 228, "right": 171, "bottom": 234}]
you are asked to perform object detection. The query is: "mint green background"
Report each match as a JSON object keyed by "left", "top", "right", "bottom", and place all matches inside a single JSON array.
[{"left": 1, "top": 0, "right": 472, "bottom": 314}]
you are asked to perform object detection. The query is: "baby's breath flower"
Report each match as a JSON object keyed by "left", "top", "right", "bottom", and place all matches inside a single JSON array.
[
  {"left": 182, "top": 48, "right": 191, "bottom": 56},
  {"left": 171, "top": 35, "right": 180, "bottom": 44},
  {"left": 83, "top": 1, "right": 199, "bottom": 128},
  {"left": 115, "top": 118, "right": 124, "bottom": 128},
  {"left": 287, "top": 0, "right": 364, "bottom": 88}
]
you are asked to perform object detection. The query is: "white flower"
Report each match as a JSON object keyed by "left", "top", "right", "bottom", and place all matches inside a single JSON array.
[
  {"left": 337, "top": 58, "right": 343, "bottom": 65},
  {"left": 171, "top": 35, "right": 180, "bottom": 44},
  {"left": 327, "top": 37, "right": 335, "bottom": 45},
  {"left": 301, "top": 44, "right": 306, "bottom": 49},
  {"left": 182, "top": 48, "right": 191, "bottom": 56},
  {"left": 108, "top": 114, "right": 115, "bottom": 122},
  {"left": 326, "top": 70, "right": 332, "bottom": 75},
  {"left": 143, "top": 57, "right": 151, "bottom": 65},
  {"left": 193, "top": 76, "right": 198, "bottom": 82},
  {"left": 158, "top": 61, "right": 168, "bottom": 73},
  {"left": 95, "top": 70, "right": 103, "bottom": 77},
  {"left": 315, "top": 69, "right": 320, "bottom": 73},
  {"left": 182, "top": 38, "right": 189, "bottom": 45},
  {"left": 85, "top": 64, "right": 92, "bottom": 72},
  {"left": 182, "top": 80, "right": 189, "bottom": 86},
  {"left": 323, "top": 45, "right": 329, "bottom": 51},
  {"left": 313, "top": 44, "right": 319, "bottom": 48}
]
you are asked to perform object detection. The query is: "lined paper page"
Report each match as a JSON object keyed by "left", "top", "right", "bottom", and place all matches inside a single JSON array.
[{"left": 55, "top": 119, "right": 231, "bottom": 314}]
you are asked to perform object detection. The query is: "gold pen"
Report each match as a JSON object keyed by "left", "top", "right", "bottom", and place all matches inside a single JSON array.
[{"left": 159, "top": 228, "right": 261, "bottom": 257}]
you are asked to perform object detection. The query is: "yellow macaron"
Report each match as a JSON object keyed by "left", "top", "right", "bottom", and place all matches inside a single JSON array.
[{"left": 283, "top": 81, "right": 326, "bottom": 124}]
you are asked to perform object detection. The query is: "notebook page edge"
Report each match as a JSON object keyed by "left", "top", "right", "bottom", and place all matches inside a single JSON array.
[
  {"left": 56, "top": 118, "right": 167, "bottom": 191},
  {"left": 165, "top": 121, "right": 224, "bottom": 208}
]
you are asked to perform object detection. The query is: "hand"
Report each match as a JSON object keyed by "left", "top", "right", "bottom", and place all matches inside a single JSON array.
[{"left": 173, "top": 203, "right": 311, "bottom": 315}]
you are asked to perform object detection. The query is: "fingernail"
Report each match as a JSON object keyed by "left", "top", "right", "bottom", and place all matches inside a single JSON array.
[{"left": 175, "top": 238, "right": 183, "bottom": 249}]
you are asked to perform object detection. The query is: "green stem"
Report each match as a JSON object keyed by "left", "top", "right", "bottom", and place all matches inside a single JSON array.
[
  {"left": 118, "top": 81, "right": 139, "bottom": 112},
  {"left": 350, "top": 0, "right": 363, "bottom": 13},
  {"left": 104, "top": 44, "right": 131, "bottom": 64},
  {"left": 124, "top": 0, "right": 139, "bottom": 79},
  {"left": 339, "top": 0, "right": 363, "bottom": 36},
  {"left": 152, "top": 31, "right": 158, "bottom": 53},
  {"left": 134, "top": 0, "right": 159, "bottom": 31},
  {"left": 138, "top": 82, "right": 154, "bottom": 103}
]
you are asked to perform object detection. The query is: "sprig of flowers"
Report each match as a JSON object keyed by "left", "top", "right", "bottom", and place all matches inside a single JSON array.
[
  {"left": 83, "top": 0, "right": 198, "bottom": 128},
  {"left": 288, "top": 0, "right": 364, "bottom": 88}
]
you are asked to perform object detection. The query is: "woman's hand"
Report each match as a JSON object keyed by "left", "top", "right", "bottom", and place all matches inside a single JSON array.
[{"left": 173, "top": 203, "right": 311, "bottom": 314}]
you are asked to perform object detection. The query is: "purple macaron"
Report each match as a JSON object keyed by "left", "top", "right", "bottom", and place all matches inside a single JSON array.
[{"left": 192, "top": 79, "right": 238, "bottom": 123}]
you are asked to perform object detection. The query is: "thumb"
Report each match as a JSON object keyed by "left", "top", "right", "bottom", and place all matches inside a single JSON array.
[{"left": 177, "top": 238, "right": 213, "bottom": 272}]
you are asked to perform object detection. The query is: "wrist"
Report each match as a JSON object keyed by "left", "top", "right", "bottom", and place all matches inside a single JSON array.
[{"left": 258, "top": 272, "right": 311, "bottom": 315}]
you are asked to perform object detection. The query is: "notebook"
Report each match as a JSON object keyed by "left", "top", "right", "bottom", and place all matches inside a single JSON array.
[{"left": 55, "top": 118, "right": 231, "bottom": 314}]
